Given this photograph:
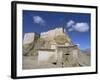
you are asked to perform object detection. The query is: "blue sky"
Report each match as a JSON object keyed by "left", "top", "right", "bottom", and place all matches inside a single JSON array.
[{"left": 23, "top": 10, "right": 91, "bottom": 50}]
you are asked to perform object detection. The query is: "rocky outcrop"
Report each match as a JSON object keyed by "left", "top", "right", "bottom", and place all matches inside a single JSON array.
[
  {"left": 22, "top": 27, "right": 91, "bottom": 69},
  {"left": 23, "top": 33, "right": 40, "bottom": 56},
  {"left": 23, "top": 27, "right": 73, "bottom": 56}
]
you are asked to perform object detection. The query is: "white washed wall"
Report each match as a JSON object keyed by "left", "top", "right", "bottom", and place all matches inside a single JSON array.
[
  {"left": 23, "top": 33, "right": 35, "bottom": 44},
  {"left": 38, "top": 50, "right": 57, "bottom": 64}
]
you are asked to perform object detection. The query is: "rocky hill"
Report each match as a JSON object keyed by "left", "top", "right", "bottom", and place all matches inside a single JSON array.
[
  {"left": 22, "top": 27, "right": 91, "bottom": 69},
  {"left": 23, "top": 27, "right": 72, "bottom": 56}
]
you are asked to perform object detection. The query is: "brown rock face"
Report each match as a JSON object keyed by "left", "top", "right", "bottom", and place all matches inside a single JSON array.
[{"left": 23, "top": 27, "right": 72, "bottom": 56}]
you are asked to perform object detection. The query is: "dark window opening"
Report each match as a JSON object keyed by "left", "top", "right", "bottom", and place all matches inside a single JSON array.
[
  {"left": 52, "top": 62, "right": 57, "bottom": 65},
  {"left": 65, "top": 54, "right": 70, "bottom": 55}
]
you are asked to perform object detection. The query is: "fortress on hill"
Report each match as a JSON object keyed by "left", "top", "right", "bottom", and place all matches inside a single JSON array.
[{"left": 23, "top": 27, "right": 89, "bottom": 68}]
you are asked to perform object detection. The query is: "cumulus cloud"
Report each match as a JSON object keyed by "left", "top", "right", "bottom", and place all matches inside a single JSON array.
[
  {"left": 66, "top": 20, "right": 75, "bottom": 28},
  {"left": 33, "top": 16, "right": 45, "bottom": 26},
  {"left": 67, "top": 20, "right": 89, "bottom": 32},
  {"left": 73, "top": 23, "right": 89, "bottom": 32}
]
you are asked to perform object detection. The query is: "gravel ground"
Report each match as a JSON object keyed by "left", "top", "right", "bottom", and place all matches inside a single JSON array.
[{"left": 22, "top": 52, "right": 90, "bottom": 70}]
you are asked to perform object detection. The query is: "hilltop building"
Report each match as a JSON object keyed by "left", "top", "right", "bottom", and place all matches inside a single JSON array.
[{"left": 23, "top": 27, "right": 80, "bottom": 67}]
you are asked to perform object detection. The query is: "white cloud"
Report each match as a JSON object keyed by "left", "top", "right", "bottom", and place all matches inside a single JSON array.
[
  {"left": 66, "top": 20, "right": 89, "bottom": 32},
  {"left": 73, "top": 23, "right": 89, "bottom": 32},
  {"left": 66, "top": 20, "right": 75, "bottom": 27},
  {"left": 33, "top": 16, "right": 45, "bottom": 26}
]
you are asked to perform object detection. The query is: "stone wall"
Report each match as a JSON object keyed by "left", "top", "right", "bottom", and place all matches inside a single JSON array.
[
  {"left": 23, "top": 33, "right": 36, "bottom": 44},
  {"left": 40, "top": 27, "right": 66, "bottom": 41},
  {"left": 57, "top": 45, "right": 79, "bottom": 67},
  {"left": 40, "top": 27, "right": 71, "bottom": 42}
]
